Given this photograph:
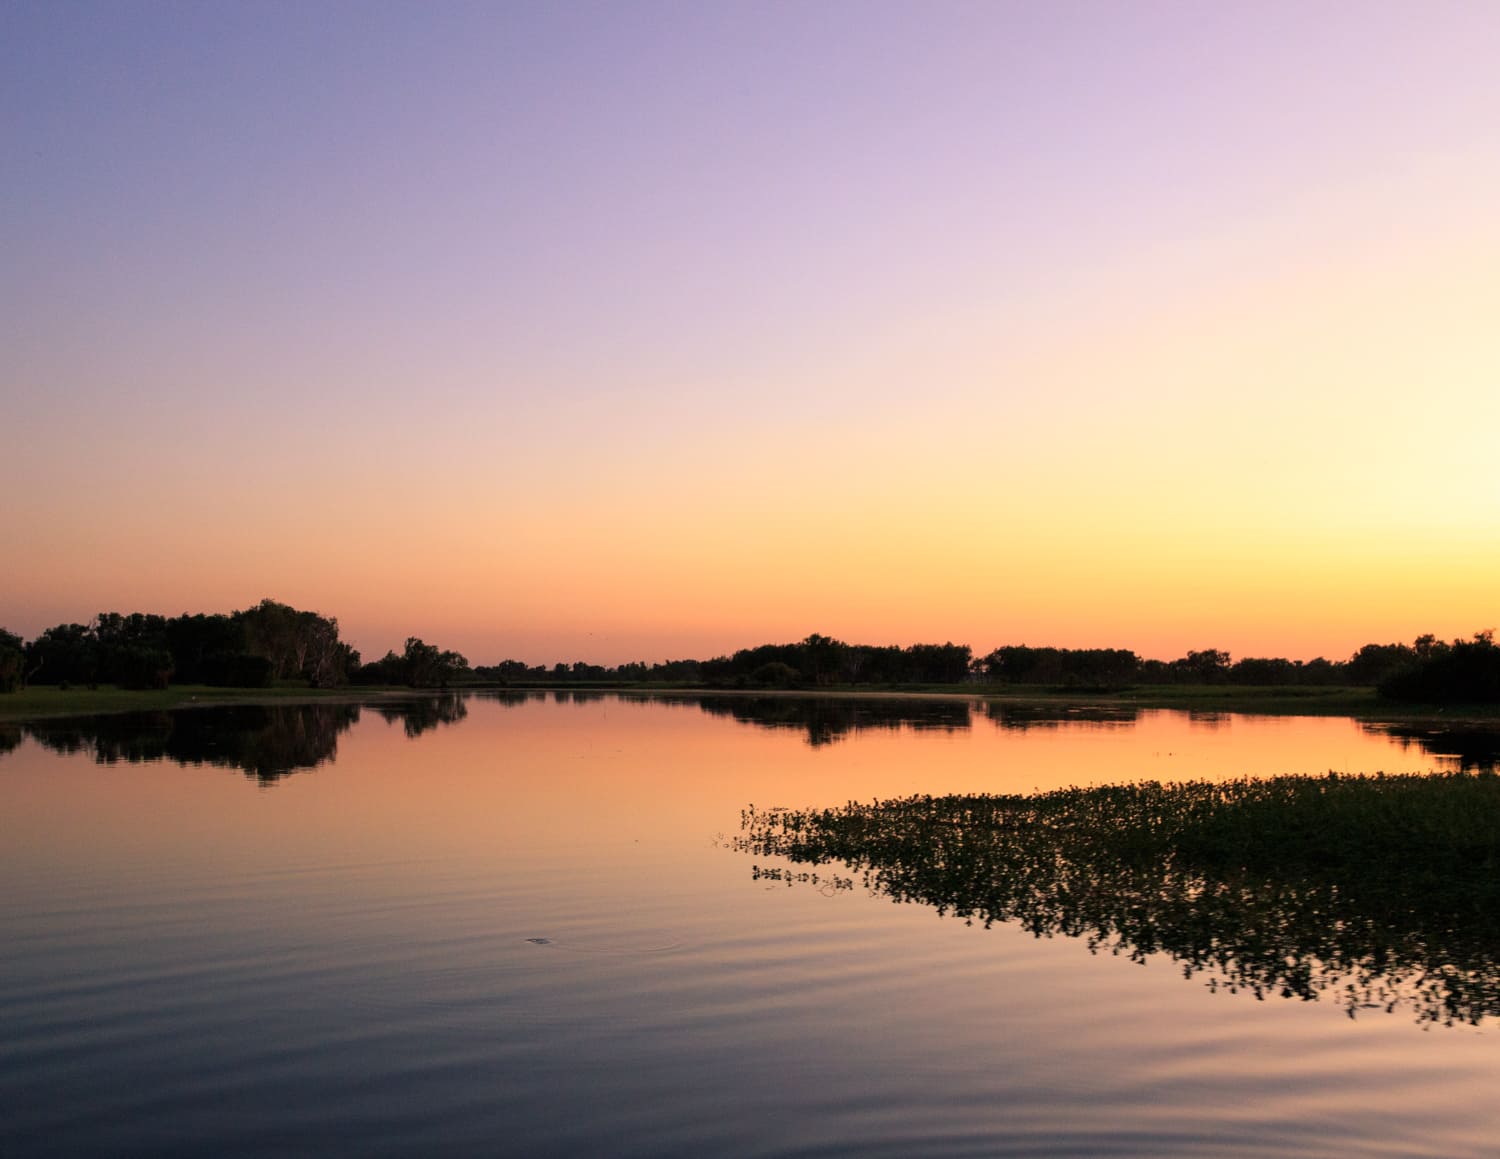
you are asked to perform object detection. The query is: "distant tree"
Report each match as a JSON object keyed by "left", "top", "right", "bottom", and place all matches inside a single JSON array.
[
  {"left": 477, "top": 659, "right": 537, "bottom": 682},
  {"left": 236, "top": 599, "right": 354, "bottom": 686},
  {"left": 1380, "top": 631, "right": 1500, "bottom": 704},
  {"left": 110, "top": 643, "right": 175, "bottom": 689},
  {"left": 211, "top": 653, "right": 275, "bottom": 688},
  {"left": 401, "top": 637, "right": 469, "bottom": 687},
  {"left": 977, "top": 646, "right": 1138, "bottom": 688},
  {"left": 24, "top": 622, "right": 99, "bottom": 686},
  {"left": 751, "top": 661, "right": 802, "bottom": 688},
  {"left": 1229, "top": 657, "right": 1296, "bottom": 685},
  {"left": 1347, "top": 642, "right": 1418, "bottom": 686},
  {"left": 906, "top": 643, "right": 973, "bottom": 684},
  {"left": 1298, "top": 657, "right": 1342, "bottom": 685},
  {"left": 1172, "top": 649, "right": 1231, "bottom": 684},
  {"left": 352, "top": 650, "right": 404, "bottom": 686},
  {"left": 800, "top": 634, "right": 846, "bottom": 686},
  {"left": 164, "top": 613, "right": 246, "bottom": 684},
  {"left": 1414, "top": 633, "right": 1448, "bottom": 661},
  {"left": 654, "top": 657, "right": 705, "bottom": 683},
  {"left": 0, "top": 629, "right": 23, "bottom": 693},
  {"left": 87, "top": 612, "right": 172, "bottom": 686}
]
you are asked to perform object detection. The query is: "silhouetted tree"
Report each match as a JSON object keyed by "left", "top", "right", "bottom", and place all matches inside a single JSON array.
[
  {"left": 1347, "top": 642, "right": 1419, "bottom": 686},
  {"left": 751, "top": 661, "right": 802, "bottom": 688},
  {"left": 1172, "top": 649, "right": 1232, "bottom": 684},
  {"left": 352, "top": 649, "right": 405, "bottom": 685},
  {"left": 399, "top": 637, "right": 469, "bottom": 687},
  {"left": 24, "top": 622, "right": 99, "bottom": 686},
  {"left": 236, "top": 599, "right": 353, "bottom": 687},
  {"left": 1381, "top": 631, "right": 1500, "bottom": 704},
  {"left": 977, "top": 645, "right": 1139, "bottom": 687},
  {"left": 0, "top": 629, "right": 23, "bottom": 692}
]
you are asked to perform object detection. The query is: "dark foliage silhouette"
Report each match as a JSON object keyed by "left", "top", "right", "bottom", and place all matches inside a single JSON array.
[
  {"left": 1380, "top": 632, "right": 1500, "bottom": 704},
  {"left": 738, "top": 772, "right": 1500, "bottom": 1025}
]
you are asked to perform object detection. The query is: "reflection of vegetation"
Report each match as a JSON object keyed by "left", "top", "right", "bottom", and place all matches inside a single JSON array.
[
  {"left": 12, "top": 694, "right": 477, "bottom": 781},
  {"left": 553, "top": 689, "right": 606, "bottom": 705},
  {"left": 470, "top": 689, "right": 547, "bottom": 708},
  {"left": 655, "top": 695, "right": 1140, "bottom": 745},
  {"left": 1363, "top": 722, "right": 1500, "bottom": 772},
  {"left": 980, "top": 702, "right": 1138, "bottom": 730},
  {"left": 374, "top": 693, "right": 468, "bottom": 737},
  {"left": 27, "top": 701, "right": 361, "bottom": 779},
  {"left": 676, "top": 695, "right": 974, "bottom": 746},
  {"left": 23, "top": 704, "right": 361, "bottom": 784},
  {"left": 739, "top": 772, "right": 1500, "bottom": 1026}
]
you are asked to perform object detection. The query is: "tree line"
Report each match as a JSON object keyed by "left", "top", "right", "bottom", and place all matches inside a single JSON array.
[
  {"left": 474, "top": 630, "right": 1500, "bottom": 704},
  {"left": 0, "top": 599, "right": 463, "bottom": 692},
  {"left": 1, "top": 602, "right": 1496, "bottom": 704}
]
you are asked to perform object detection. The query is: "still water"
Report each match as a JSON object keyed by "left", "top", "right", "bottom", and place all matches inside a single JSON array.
[{"left": 2, "top": 692, "right": 1498, "bottom": 1157}]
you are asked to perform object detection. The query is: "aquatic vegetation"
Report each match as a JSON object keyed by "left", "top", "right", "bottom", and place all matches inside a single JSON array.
[{"left": 739, "top": 771, "right": 1500, "bottom": 1025}]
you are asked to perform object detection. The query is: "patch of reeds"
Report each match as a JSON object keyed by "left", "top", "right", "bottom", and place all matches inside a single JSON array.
[{"left": 738, "top": 771, "right": 1500, "bottom": 1026}]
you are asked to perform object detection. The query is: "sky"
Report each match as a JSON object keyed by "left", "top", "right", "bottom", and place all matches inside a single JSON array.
[{"left": 4, "top": 0, "right": 1498, "bottom": 666}]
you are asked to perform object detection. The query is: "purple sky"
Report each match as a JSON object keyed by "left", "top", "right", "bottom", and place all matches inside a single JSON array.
[{"left": 4, "top": 2, "right": 1498, "bottom": 663}]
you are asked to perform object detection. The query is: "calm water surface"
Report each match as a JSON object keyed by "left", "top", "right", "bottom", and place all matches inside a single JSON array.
[{"left": 2, "top": 693, "right": 1498, "bottom": 1157}]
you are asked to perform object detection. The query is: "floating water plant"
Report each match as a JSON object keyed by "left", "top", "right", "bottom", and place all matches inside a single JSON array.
[{"left": 738, "top": 771, "right": 1500, "bottom": 1026}]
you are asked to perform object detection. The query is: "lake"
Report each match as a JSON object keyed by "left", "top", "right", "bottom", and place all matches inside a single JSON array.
[{"left": 3, "top": 692, "right": 1499, "bottom": 1157}]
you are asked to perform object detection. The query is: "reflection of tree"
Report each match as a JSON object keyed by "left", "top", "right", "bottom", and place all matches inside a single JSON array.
[
  {"left": 17, "top": 695, "right": 478, "bottom": 781},
  {"left": 738, "top": 772, "right": 1500, "bottom": 1026},
  {"left": 1361, "top": 722, "right": 1500, "bottom": 772},
  {"left": 667, "top": 695, "right": 1139, "bottom": 745},
  {"left": 374, "top": 693, "right": 468, "bottom": 738},
  {"left": 672, "top": 695, "right": 974, "bottom": 747},
  {"left": 980, "top": 702, "right": 1139, "bottom": 730},
  {"left": 22, "top": 704, "right": 361, "bottom": 784},
  {"left": 552, "top": 689, "right": 606, "bottom": 705},
  {"left": 471, "top": 690, "right": 546, "bottom": 708}
]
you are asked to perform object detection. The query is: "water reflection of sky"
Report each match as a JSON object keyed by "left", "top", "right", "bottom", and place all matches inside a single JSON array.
[
  {"left": 4, "top": 694, "right": 1500, "bottom": 1158},
  {"left": 6, "top": 691, "right": 1497, "bottom": 786}
]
